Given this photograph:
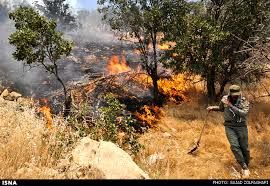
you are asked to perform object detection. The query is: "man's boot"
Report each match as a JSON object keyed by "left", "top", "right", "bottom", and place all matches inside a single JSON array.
[{"left": 241, "top": 163, "right": 250, "bottom": 178}]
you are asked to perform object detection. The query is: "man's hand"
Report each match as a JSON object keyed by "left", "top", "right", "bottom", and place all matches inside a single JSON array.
[
  {"left": 207, "top": 106, "right": 215, "bottom": 112},
  {"left": 221, "top": 97, "right": 232, "bottom": 107}
]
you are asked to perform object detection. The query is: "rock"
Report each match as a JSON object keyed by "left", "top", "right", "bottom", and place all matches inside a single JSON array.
[
  {"left": 0, "top": 90, "right": 22, "bottom": 101},
  {"left": 17, "top": 97, "right": 34, "bottom": 107},
  {"left": 4, "top": 95, "right": 14, "bottom": 101},
  {"left": 1, "top": 89, "right": 9, "bottom": 98},
  {"left": 16, "top": 97, "right": 24, "bottom": 104},
  {"left": 57, "top": 163, "right": 105, "bottom": 179},
  {"left": 147, "top": 153, "right": 165, "bottom": 165},
  {"left": 0, "top": 96, "right": 4, "bottom": 101},
  {"left": 71, "top": 137, "right": 150, "bottom": 179},
  {"left": 10, "top": 91, "right": 22, "bottom": 100}
]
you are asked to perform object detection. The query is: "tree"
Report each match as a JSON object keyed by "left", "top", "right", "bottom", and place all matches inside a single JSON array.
[
  {"left": 9, "top": 6, "right": 73, "bottom": 116},
  {"left": 36, "top": 0, "right": 78, "bottom": 31},
  {"left": 164, "top": 0, "right": 270, "bottom": 102},
  {"left": 98, "top": 0, "right": 187, "bottom": 105}
]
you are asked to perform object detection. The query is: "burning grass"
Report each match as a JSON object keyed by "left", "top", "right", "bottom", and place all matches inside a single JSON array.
[
  {"left": 81, "top": 71, "right": 190, "bottom": 128},
  {"left": 131, "top": 73, "right": 190, "bottom": 127},
  {"left": 38, "top": 99, "right": 53, "bottom": 129},
  {"left": 135, "top": 105, "right": 164, "bottom": 127},
  {"left": 158, "top": 74, "right": 189, "bottom": 102},
  {"left": 134, "top": 86, "right": 270, "bottom": 179},
  {"left": 107, "top": 55, "right": 131, "bottom": 74}
]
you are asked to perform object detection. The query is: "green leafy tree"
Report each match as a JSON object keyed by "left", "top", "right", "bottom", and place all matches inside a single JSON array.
[
  {"left": 9, "top": 6, "right": 73, "bottom": 116},
  {"left": 36, "top": 0, "right": 78, "bottom": 31},
  {"left": 98, "top": 0, "right": 187, "bottom": 105},
  {"left": 164, "top": 0, "right": 270, "bottom": 102}
]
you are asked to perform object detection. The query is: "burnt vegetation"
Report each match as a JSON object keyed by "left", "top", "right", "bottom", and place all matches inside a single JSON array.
[{"left": 1, "top": 0, "right": 270, "bottom": 161}]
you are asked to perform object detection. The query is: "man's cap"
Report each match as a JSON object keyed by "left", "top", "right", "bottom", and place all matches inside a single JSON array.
[{"left": 229, "top": 84, "right": 241, "bottom": 96}]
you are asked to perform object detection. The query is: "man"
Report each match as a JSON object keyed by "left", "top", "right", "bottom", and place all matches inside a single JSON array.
[{"left": 207, "top": 85, "right": 250, "bottom": 178}]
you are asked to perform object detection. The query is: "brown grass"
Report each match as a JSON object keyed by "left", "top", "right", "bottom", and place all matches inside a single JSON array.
[
  {"left": 134, "top": 80, "right": 270, "bottom": 179},
  {"left": 1, "top": 76, "right": 270, "bottom": 179},
  {"left": 0, "top": 97, "right": 101, "bottom": 179}
]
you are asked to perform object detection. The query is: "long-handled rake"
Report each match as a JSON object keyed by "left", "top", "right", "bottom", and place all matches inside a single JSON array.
[{"left": 187, "top": 111, "right": 209, "bottom": 154}]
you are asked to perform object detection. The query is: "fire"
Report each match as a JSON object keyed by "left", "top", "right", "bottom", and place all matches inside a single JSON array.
[
  {"left": 107, "top": 55, "right": 131, "bottom": 74},
  {"left": 158, "top": 41, "right": 176, "bottom": 50},
  {"left": 133, "top": 73, "right": 152, "bottom": 89},
  {"left": 38, "top": 99, "right": 53, "bottom": 129},
  {"left": 133, "top": 74, "right": 188, "bottom": 127},
  {"left": 135, "top": 105, "right": 163, "bottom": 127},
  {"left": 158, "top": 74, "right": 188, "bottom": 102},
  {"left": 158, "top": 43, "right": 171, "bottom": 50},
  {"left": 133, "top": 73, "right": 188, "bottom": 102}
]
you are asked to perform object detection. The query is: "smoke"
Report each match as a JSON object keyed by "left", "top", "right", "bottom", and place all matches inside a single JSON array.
[
  {"left": 0, "top": 0, "right": 123, "bottom": 100},
  {"left": 67, "top": 9, "right": 119, "bottom": 44},
  {"left": 0, "top": 0, "right": 44, "bottom": 95},
  {"left": 0, "top": 16, "right": 45, "bottom": 93}
]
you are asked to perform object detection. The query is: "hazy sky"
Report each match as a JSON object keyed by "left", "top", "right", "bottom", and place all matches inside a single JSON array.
[
  {"left": 25, "top": 0, "right": 98, "bottom": 10},
  {"left": 77, "top": 0, "right": 97, "bottom": 10}
]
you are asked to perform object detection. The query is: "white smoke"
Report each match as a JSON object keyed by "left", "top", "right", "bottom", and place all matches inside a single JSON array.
[
  {"left": 0, "top": 0, "right": 119, "bottom": 97},
  {"left": 18, "top": 0, "right": 80, "bottom": 9},
  {"left": 10, "top": 0, "right": 117, "bottom": 43},
  {"left": 69, "top": 9, "right": 117, "bottom": 44},
  {"left": 0, "top": 18, "right": 44, "bottom": 94}
]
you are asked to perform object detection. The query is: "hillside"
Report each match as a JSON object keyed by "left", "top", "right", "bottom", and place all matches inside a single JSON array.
[
  {"left": 0, "top": 93, "right": 151, "bottom": 179},
  {"left": 1, "top": 0, "right": 270, "bottom": 181},
  {"left": 0, "top": 81, "right": 270, "bottom": 179},
  {"left": 135, "top": 85, "right": 270, "bottom": 179}
]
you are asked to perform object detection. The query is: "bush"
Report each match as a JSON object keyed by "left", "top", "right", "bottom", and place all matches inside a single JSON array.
[{"left": 68, "top": 93, "right": 142, "bottom": 154}]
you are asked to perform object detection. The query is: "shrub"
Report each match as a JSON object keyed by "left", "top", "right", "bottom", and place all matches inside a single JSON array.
[{"left": 68, "top": 93, "right": 142, "bottom": 154}]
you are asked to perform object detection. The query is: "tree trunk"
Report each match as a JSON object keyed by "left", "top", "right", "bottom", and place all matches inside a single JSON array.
[
  {"left": 206, "top": 67, "right": 216, "bottom": 103},
  {"left": 216, "top": 78, "right": 229, "bottom": 99},
  {"left": 151, "top": 75, "right": 160, "bottom": 105},
  {"left": 52, "top": 61, "right": 71, "bottom": 118},
  {"left": 151, "top": 32, "right": 161, "bottom": 105},
  {"left": 55, "top": 74, "right": 71, "bottom": 118}
]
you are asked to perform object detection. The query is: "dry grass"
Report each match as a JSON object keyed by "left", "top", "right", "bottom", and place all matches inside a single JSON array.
[
  {"left": 134, "top": 81, "right": 270, "bottom": 179},
  {"left": 0, "top": 97, "right": 102, "bottom": 179},
  {"left": 1, "top": 77, "right": 270, "bottom": 179}
]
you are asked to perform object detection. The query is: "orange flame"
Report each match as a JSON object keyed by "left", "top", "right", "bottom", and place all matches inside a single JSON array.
[
  {"left": 158, "top": 43, "right": 171, "bottom": 50},
  {"left": 135, "top": 105, "right": 163, "bottom": 127},
  {"left": 107, "top": 55, "right": 131, "bottom": 74},
  {"left": 158, "top": 74, "right": 188, "bottom": 102},
  {"left": 134, "top": 73, "right": 188, "bottom": 102},
  {"left": 39, "top": 99, "right": 53, "bottom": 129},
  {"left": 157, "top": 42, "right": 176, "bottom": 50},
  {"left": 134, "top": 74, "right": 188, "bottom": 127}
]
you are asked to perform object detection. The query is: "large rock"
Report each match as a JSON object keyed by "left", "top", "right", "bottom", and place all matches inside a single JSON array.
[
  {"left": 10, "top": 91, "right": 22, "bottom": 100},
  {"left": 0, "top": 90, "right": 22, "bottom": 101},
  {"left": 1, "top": 89, "right": 9, "bottom": 98},
  {"left": 71, "top": 137, "right": 150, "bottom": 179}
]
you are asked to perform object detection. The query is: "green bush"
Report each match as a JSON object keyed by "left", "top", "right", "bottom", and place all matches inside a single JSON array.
[{"left": 68, "top": 93, "right": 142, "bottom": 154}]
